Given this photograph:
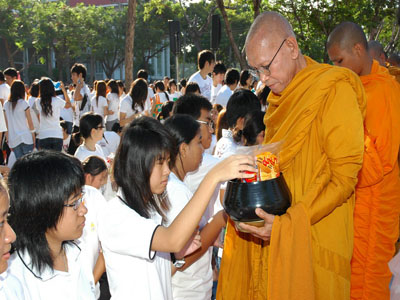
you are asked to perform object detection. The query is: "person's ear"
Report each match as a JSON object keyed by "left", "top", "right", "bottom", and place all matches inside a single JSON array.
[
  {"left": 353, "top": 43, "right": 365, "bottom": 57},
  {"left": 286, "top": 37, "right": 300, "bottom": 60},
  {"left": 236, "top": 117, "right": 245, "bottom": 130},
  {"left": 179, "top": 142, "right": 189, "bottom": 158},
  {"left": 85, "top": 173, "right": 92, "bottom": 185}
]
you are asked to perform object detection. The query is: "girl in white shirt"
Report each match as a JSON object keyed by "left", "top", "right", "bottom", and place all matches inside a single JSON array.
[
  {"left": 98, "top": 116, "right": 256, "bottom": 300},
  {"left": 91, "top": 81, "right": 111, "bottom": 119},
  {"left": 74, "top": 112, "right": 106, "bottom": 162},
  {"left": 152, "top": 81, "right": 170, "bottom": 117},
  {"left": 7, "top": 151, "right": 96, "bottom": 300},
  {"left": 3, "top": 80, "right": 35, "bottom": 159},
  {"left": 105, "top": 80, "right": 120, "bottom": 131},
  {"left": 36, "top": 78, "right": 72, "bottom": 151},
  {"left": 164, "top": 115, "right": 228, "bottom": 300},
  {"left": 167, "top": 79, "right": 181, "bottom": 101},
  {"left": 119, "top": 78, "right": 148, "bottom": 127}
]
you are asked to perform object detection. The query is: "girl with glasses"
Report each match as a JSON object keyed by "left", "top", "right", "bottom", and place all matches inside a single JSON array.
[
  {"left": 6, "top": 151, "right": 95, "bottom": 300},
  {"left": 98, "top": 116, "right": 256, "bottom": 299}
]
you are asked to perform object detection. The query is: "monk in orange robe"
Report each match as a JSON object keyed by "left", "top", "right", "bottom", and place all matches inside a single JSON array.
[
  {"left": 327, "top": 21, "right": 400, "bottom": 300},
  {"left": 388, "top": 54, "right": 400, "bottom": 83},
  {"left": 217, "top": 12, "right": 365, "bottom": 300}
]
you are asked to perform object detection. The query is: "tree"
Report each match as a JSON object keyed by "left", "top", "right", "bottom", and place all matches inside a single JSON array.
[{"left": 125, "top": 0, "right": 137, "bottom": 88}]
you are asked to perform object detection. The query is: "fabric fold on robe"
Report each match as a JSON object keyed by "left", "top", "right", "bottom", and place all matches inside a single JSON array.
[{"left": 217, "top": 56, "right": 365, "bottom": 300}]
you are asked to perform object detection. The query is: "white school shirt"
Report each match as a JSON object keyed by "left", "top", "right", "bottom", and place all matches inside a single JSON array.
[
  {"left": 91, "top": 96, "right": 108, "bottom": 118},
  {"left": 78, "top": 84, "right": 92, "bottom": 117},
  {"left": 215, "top": 85, "right": 233, "bottom": 108},
  {"left": 27, "top": 96, "right": 40, "bottom": 132},
  {"left": 168, "top": 91, "right": 181, "bottom": 102},
  {"left": 0, "top": 83, "right": 10, "bottom": 104},
  {"left": 7, "top": 244, "right": 96, "bottom": 300},
  {"left": 119, "top": 94, "right": 144, "bottom": 120},
  {"left": 214, "top": 129, "right": 238, "bottom": 160},
  {"left": 145, "top": 87, "right": 155, "bottom": 115},
  {"left": 0, "top": 269, "right": 25, "bottom": 300},
  {"left": 3, "top": 100, "right": 33, "bottom": 148},
  {"left": 98, "top": 192, "right": 172, "bottom": 300},
  {"left": 188, "top": 71, "right": 213, "bottom": 101},
  {"left": 74, "top": 144, "right": 105, "bottom": 162},
  {"left": 0, "top": 102, "right": 7, "bottom": 134},
  {"left": 106, "top": 93, "right": 120, "bottom": 122},
  {"left": 166, "top": 172, "right": 213, "bottom": 300},
  {"left": 78, "top": 185, "right": 107, "bottom": 300},
  {"left": 211, "top": 83, "right": 222, "bottom": 105},
  {"left": 35, "top": 96, "right": 65, "bottom": 139},
  {"left": 97, "top": 131, "right": 120, "bottom": 158}
]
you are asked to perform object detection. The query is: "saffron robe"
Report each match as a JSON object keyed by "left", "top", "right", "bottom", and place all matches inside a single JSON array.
[
  {"left": 217, "top": 56, "right": 365, "bottom": 300},
  {"left": 350, "top": 60, "right": 400, "bottom": 300}
]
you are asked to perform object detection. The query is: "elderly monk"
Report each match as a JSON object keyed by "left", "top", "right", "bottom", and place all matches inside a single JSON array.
[
  {"left": 367, "top": 40, "right": 386, "bottom": 67},
  {"left": 327, "top": 21, "right": 400, "bottom": 300},
  {"left": 217, "top": 12, "right": 365, "bottom": 300}
]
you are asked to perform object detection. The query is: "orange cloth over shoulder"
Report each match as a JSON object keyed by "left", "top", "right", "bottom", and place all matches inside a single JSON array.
[
  {"left": 351, "top": 60, "right": 400, "bottom": 300},
  {"left": 217, "top": 57, "right": 365, "bottom": 300}
]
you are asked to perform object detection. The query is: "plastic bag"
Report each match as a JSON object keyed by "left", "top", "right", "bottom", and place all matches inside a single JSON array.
[{"left": 235, "top": 141, "right": 283, "bottom": 183}]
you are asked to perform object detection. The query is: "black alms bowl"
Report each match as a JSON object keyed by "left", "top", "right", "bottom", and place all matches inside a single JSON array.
[{"left": 223, "top": 173, "right": 292, "bottom": 222}]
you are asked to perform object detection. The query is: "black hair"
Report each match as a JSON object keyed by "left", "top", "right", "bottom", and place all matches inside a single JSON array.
[
  {"left": 39, "top": 78, "right": 56, "bottom": 117},
  {"left": 29, "top": 81, "right": 40, "bottom": 98},
  {"left": 8, "top": 151, "right": 84, "bottom": 273},
  {"left": 107, "top": 79, "right": 119, "bottom": 95},
  {"left": 256, "top": 84, "right": 271, "bottom": 107},
  {"left": 157, "top": 101, "right": 174, "bottom": 121},
  {"left": 70, "top": 63, "right": 87, "bottom": 80},
  {"left": 4, "top": 67, "right": 18, "bottom": 79},
  {"left": 213, "top": 62, "right": 227, "bottom": 75},
  {"left": 60, "top": 120, "right": 68, "bottom": 132},
  {"left": 242, "top": 110, "right": 265, "bottom": 146},
  {"left": 240, "top": 70, "right": 252, "bottom": 87},
  {"left": 216, "top": 109, "right": 228, "bottom": 141},
  {"left": 111, "top": 122, "right": 123, "bottom": 133},
  {"left": 173, "top": 93, "right": 212, "bottom": 119},
  {"left": 164, "top": 114, "right": 200, "bottom": 169},
  {"left": 185, "top": 82, "right": 201, "bottom": 95},
  {"left": 95, "top": 81, "right": 107, "bottom": 107},
  {"left": 225, "top": 68, "right": 240, "bottom": 85},
  {"left": 79, "top": 112, "right": 103, "bottom": 139},
  {"left": 198, "top": 50, "right": 215, "bottom": 69},
  {"left": 226, "top": 89, "right": 261, "bottom": 128},
  {"left": 82, "top": 156, "right": 107, "bottom": 176},
  {"left": 9, "top": 80, "right": 25, "bottom": 111},
  {"left": 180, "top": 79, "right": 187, "bottom": 88},
  {"left": 0, "top": 71, "right": 5, "bottom": 82},
  {"left": 155, "top": 81, "right": 169, "bottom": 101},
  {"left": 113, "top": 116, "right": 174, "bottom": 219},
  {"left": 168, "top": 79, "right": 177, "bottom": 92},
  {"left": 129, "top": 78, "right": 148, "bottom": 111},
  {"left": 116, "top": 80, "right": 125, "bottom": 92},
  {"left": 213, "top": 103, "right": 223, "bottom": 113},
  {"left": 137, "top": 69, "right": 149, "bottom": 80}
]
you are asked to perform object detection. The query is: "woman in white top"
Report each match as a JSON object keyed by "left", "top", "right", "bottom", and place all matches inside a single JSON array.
[
  {"left": 97, "top": 116, "right": 255, "bottom": 300},
  {"left": 164, "top": 115, "right": 228, "bottom": 300},
  {"left": 28, "top": 81, "right": 40, "bottom": 132},
  {"left": 3, "top": 80, "right": 35, "bottom": 159},
  {"left": 167, "top": 79, "right": 181, "bottom": 101},
  {"left": 119, "top": 78, "right": 148, "bottom": 127},
  {"left": 105, "top": 80, "right": 120, "bottom": 131},
  {"left": 91, "top": 81, "right": 111, "bottom": 119},
  {"left": 74, "top": 112, "right": 105, "bottom": 162},
  {"left": 36, "top": 78, "right": 71, "bottom": 151},
  {"left": 7, "top": 151, "right": 96, "bottom": 300}
]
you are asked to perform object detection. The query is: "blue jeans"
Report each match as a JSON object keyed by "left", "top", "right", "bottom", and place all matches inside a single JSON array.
[
  {"left": 38, "top": 138, "right": 63, "bottom": 151},
  {"left": 13, "top": 143, "right": 34, "bottom": 159}
]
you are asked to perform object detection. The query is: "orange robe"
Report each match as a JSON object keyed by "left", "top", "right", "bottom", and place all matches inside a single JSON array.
[
  {"left": 217, "top": 57, "right": 366, "bottom": 300},
  {"left": 388, "top": 65, "right": 400, "bottom": 83},
  {"left": 350, "top": 60, "right": 400, "bottom": 300}
]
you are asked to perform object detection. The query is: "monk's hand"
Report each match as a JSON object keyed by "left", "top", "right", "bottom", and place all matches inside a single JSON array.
[{"left": 238, "top": 208, "right": 275, "bottom": 241}]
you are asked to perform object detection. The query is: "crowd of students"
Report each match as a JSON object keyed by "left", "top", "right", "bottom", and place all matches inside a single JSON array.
[{"left": 0, "top": 48, "right": 272, "bottom": 300}]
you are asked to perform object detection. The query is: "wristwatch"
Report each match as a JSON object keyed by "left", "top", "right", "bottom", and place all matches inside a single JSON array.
[{"left": 170, "top": 253, "right": 185, "bottom": 268}]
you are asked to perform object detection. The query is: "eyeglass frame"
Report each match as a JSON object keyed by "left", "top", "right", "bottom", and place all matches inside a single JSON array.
[
  {"left": 64, "top": 192, "right": 85, "bottom": 210},
  {"left": 196, "top": 120, "right": 213, "bottom": 129},
  {"left": 248, "top": 38, "right": 287, "bottom": 78}
]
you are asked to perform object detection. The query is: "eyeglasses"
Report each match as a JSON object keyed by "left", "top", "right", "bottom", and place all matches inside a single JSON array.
[
  {"left": 96, "top": 125, "right": 105, "bottom": 130},
  {"left": 197, "top": 120, "right": 213, "bottom": 129},
  {"left": 64, "top": 193, "right": 85, "bottom": 211},
  {"left": 248, "top": 38, "right": 287, "bottom": 78}
]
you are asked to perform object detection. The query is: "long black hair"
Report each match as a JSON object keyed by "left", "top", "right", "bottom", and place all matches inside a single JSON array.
[
  {"left": 155, "top": 81, "right": 169, "bottom": 101},
  {"left": 242, "top": 110, "right": 265, "bottom": 146},
  {"left": 129, "top": 78, "right": 148, "bottom": 112},
  {"left": 9, "top": 80, "right": 25, "bottom": 111},
  {"left": 39, "top": 78, "right": 56, "bottom": 117},
  {"left": 95, "top": 81, "right": 107, "bottom": 107},
  {"left": 107, "top": 79, "right": 119, "bottom": 95},
  {"left": 8, "top": 151, "right": 85, "bottom": 273},
  {"left": 113, "top": 116, "right": 174, "bottom": 219}
]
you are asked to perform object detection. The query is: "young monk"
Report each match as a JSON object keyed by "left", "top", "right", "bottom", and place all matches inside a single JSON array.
[
  {"left": 327, "top": 21, "right": 400, "bottom": 300},
  {"left": 217, "top": 12, "right": 365, "bottom": 300}
]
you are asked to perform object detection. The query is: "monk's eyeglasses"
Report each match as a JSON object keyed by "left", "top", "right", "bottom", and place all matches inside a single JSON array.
[{"left": 248, "top": 38, "right": 287, "bottom": 78}]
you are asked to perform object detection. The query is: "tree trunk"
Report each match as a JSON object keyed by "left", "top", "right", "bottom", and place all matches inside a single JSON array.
[
  {"left": 124, "top": 0, "right": 137, "bottom": 88},
  {"left": 3, "top": 37, "right": 16, "bottom": 68},
  {"left": 216, "top": 0, "right": 247, "bottom": 69},
  {"left": 252, "top": 0, "right": 261, "bottom": 19}
]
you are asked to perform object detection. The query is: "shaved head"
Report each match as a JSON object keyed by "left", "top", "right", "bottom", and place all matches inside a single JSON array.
[
  {"left": 244, "top": 11, "right": 306, "bottom": 95},
  {"left": 388, "top": 53, "right": 400, "bottom": 67},
  {"left": 327, "top": 22, "right": 372, "bottom": 76},
  {"left": 327, "top": 22, "right": 368, "bottom": 52},
  {"left": 368, "top": 40, "right": 386, "bottom": 66}
]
